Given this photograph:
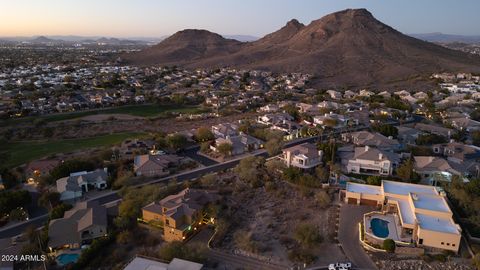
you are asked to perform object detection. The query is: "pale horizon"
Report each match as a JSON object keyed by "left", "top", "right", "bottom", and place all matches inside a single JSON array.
[{"left": 1, "top": 0, "right": 480, "bottom": 38}]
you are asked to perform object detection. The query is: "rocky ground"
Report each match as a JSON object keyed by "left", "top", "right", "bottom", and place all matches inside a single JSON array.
[{"left": 377, "top": 259, "right": 475, "bottom": 270}]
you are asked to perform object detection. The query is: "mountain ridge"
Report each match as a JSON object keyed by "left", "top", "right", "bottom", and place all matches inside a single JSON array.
[{"left": 126, "top": 8, "right": 480, "bottom": 89}]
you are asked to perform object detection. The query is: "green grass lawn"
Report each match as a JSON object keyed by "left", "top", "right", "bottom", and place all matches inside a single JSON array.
[
  {"left": 3, "top": 132, "right": 145, "bottom": 167},
  {"left": 41, "top": 104, "right": 205, "bottom": 122}
]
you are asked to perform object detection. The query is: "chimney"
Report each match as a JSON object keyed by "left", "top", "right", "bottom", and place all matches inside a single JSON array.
[
  {"left": 379, "top": 153, "right": 383, "bottom": 160},
  {"left": 365, "top": 145, "right": 369, "bottom": 151}
]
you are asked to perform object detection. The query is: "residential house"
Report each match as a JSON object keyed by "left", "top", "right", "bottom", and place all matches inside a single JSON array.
[
  {"left": 344, "top": 181, "right": 462, "bottom": 252},
  {"left": 341, "top": 131, "right": 400, "bottom": 151},
  {"left": 343, "top": 90, "right": 357, "bottom": 99},
  {"left": 134, "top": 154, "right": 184, "bottom": 177},
  {"left": 142, "top": 188, "right": 220, "bottom": 242},
  {"left": 397, "top": 126, "right": 422, "bottom": 145},
  {"left": 326, "top": 90, "right": 342, "bottom": 100},
  {"left": 257, "top": 113, "right": 293, "bottom": 126},
  {"left": 414, "top": 156, "right": 473, "bottom": 185},
  {"left": 56, "top": 168, "right": 108, "bottom": 201},
  {"left": 211, "top": 133, "right": 263, "bottom": 156},
  {"left": 282, "top": 143, "right": 322, "bottom": 169},
  {"left": 343, "top": 146, "right": 400, "bottom": 175},
  {"left": 296, "top": 103, "right": 321, "bottom": 115},
  {"left": 446, "top": 117, "right": 480, "bottom": 132},
  {"left": 313, "top": 112, "right": 354, "bottom": 128},
  {"left": 211, "top": 123, "right": 239, "bottom": 139},
  {"left": 414, "top": 123, "right": 453, "bottom": 138},
  {"left": 123, "top": 256, "right": 203, "bottom": 270},
  {"left": 258, "top": 104, "right": 280, "bottom": 113},
  {"left": 48, "top": 201, "right": 107, "bottom": 250},
  {"left": 116, "top": 139, "right": 156, "bottom": 160},
  {"left": 25, "top": 159, "right": 61, "bottom": 184}
]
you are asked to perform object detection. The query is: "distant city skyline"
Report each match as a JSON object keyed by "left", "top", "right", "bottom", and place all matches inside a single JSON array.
[{"left": 1, "top": 0, "right": 480, "bottom": 38}]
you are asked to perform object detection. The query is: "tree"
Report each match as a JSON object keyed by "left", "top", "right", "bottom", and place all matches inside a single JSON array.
[
  {"left": 265, "top": 159, "right": 286, "bottom": 177},
  {"left": 366, "top": 175, "right": 382, "bottom": 186},
  {"left": 315, "top": 190, "right": 331, "bottom": 208},
  {"left": 217, "top": 142, "right": 233, "bottom": 157},
  {"left": 472, "top": 131, "right": 480, "bottom": 147},
  {"left": 315, "top": 166, "right": 330, "bottom": 183},
  {"left": 166, "top": 134, "right": 188, "bottom": 151},
  {"left": 0, "top": 190, "right": 31, "bottom": 218},
  {"left": 195, "top": 127, "right": 214, "bottom": 142},
  {"left": 49, "top": 203, "right": 72, "bottom": 220},
  {"left": 473, "top": 253, "right": 480, "bottom": 270},
  {"left": 234, "top": 156, "right": 265, "bottom": 187},
  {"left": 265, "top": 138, "right": 283, "bottom": 156},
  {"left": 200, "top": 142, "right": 211, "bottom": 153},
  {"left": 294, "top": 223, "right": 323, "bottom": 248},
  {"left": 396, "top": 158, "right": 420, "bottom": 183},
  {"left": 383, "top": 238, "right": 396, "bottom": 253},
  {"left": 372, "top": 124, "right": 398, "bottom": 138},
  {"left": 38, "top": 191, "right": 61, "bottom": 210},
  {"left": 48, "top": 159, "right": 95, "bottom": 185}
]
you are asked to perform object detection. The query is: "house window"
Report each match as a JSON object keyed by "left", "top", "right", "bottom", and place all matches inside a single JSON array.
[
  {"left": 166, "top": 219, "right": 170, "bottom": 226},
  {"left": 452, "top": 244, "right": 455, "bottom": 247},
  {"left": 418, "top": 238, "right": 423, "bottom": 245},
  {"left": 447, "top": 243, "right": 450, "bottom": 246},
  {"left": 441, "top": 242, "right": 444, "bottom": 245}
]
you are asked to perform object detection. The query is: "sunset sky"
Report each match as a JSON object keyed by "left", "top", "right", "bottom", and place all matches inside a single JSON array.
[{"left": 1, "top": 0, "right": 479, "bottom": 38}]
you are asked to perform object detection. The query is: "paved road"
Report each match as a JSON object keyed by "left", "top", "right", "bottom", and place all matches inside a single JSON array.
[
  {"left": 338, "top": 204, "right": 377, "bottom": 270},
  {"left": 0, "top": 115, "right": 423, "bottom": 239},
  {"left": 183, "top": 146, "right": 219, "bottom": 166}
]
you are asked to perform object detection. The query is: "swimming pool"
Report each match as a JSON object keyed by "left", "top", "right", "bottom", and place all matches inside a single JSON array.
[
  {"left": 57, "top": 253, "right": 79, "bottom": 265},
  {"left": 370, "top": 218, "right": 389, "bottom": 238}
]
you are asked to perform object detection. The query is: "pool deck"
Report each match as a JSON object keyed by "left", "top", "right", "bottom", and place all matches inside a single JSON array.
[{"left": 364, "top": 212, "right": 411, "bottom": 243}]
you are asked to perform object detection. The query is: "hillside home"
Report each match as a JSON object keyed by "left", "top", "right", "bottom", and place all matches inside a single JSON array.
[
  {"left": 134, "top": 154, "right": 184, "bottom": 177},
  {"left": 343, "top": 146, "right": 400, "bottom": 175},
  {"left": 48, "top": 201, "right": 107, "bottom": 250},
  {"left": 142, "top": 188, "right": 220, "bottom": 242},
  {"left": 56, "top": 168, "right": 108, "bottom": 201},
  {"left": 282, "top": 143, "right": 322, "bottom": 169},
  {"left": 344, "top": 181, "right": 462, "bottom": 252}
]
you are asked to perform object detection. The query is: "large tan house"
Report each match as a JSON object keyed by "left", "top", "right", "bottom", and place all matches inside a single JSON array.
[
  {"left": 345, "top": 180, "right": 461, "bottom": 252},
  {"left": 282, "top": 143, "right": 322, "bottom": 169},
  {"left": 142, "top": 188, "right": 220, "bottom": 242},
  {"left": 48, "top": 201, "right": 107, "bottom": 250}
]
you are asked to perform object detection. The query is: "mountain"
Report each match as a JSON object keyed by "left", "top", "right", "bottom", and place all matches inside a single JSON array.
[
  {"left": 127, "top": 9, "right": 480, "bottom": 89},
  {"left": 410, "top": 33, "right": 480, "bottom": 44},
  {"left": 223, "top": 35, "right": 259, "bottom": 42},
  {"left": 31, "top": 36, "right": 56, "bottom": 43},
  {"left": 128, "top": 29, "right": 243, "bottom": 65}
]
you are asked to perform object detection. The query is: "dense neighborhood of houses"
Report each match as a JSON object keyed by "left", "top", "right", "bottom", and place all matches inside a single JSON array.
[{"left": 2, "top": 65, "right": 480, "bottom": 270}]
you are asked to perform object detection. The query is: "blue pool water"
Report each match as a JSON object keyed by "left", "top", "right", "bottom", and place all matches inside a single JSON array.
[
  {"left": 370, "top": 218, "right": 389, "bottom": 238},
  {"left": 57, "top": 253, "right": 79, "bottom": 265}
]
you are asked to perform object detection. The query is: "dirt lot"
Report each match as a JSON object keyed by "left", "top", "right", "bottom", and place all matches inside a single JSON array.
[
  {"left": 74, "top": 113, "right": 145, "bottom": 122},
  {"left": 214, "top": 172, "right": 347, "bottom": 267}
]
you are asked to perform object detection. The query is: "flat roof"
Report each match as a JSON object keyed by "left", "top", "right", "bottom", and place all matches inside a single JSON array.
[
  {"left": 412, "top": 193, "right": 451, "bottom": 213},
  {"left": 416, "top": 213, "right": 460, "bottom": 234},
  {"left": 387, "top": 196, "right": 415, "bottom": 225},
  {"left": 346, "top": 182, "right": 382, "bottom": 195},
  {"left": 123, "top": 257, "right": 168, "bottom": 270},
  {"left": 382, "top": 180, "right": 437, "bottom": 196}
]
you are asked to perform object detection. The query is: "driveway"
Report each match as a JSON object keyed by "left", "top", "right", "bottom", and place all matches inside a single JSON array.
[{"left": 338, "top": 204, "right": 377, "bottom": 270}]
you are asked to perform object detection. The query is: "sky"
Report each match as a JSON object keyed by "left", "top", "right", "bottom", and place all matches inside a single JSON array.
[{"left": 1, "top": 0, "right": 480, "bottom": 38}]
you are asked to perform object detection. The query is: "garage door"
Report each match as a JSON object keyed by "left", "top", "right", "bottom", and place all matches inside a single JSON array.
[
  {"left": 360, "top": 198, "right": 378, "bottom": 206},
  {"left": 347, "top": 198, "right": 358, "bottom": 205}
]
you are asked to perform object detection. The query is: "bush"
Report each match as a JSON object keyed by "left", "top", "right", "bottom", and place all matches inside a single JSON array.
[
  {"left": 288, "top": 248, "right": 316, "bottom": 264},
  {"left": 294, "top": 223, "right": 323, "bottom": 248},
  {"left": 383, "top": 238, "right": 396, "bottom": 253}
]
